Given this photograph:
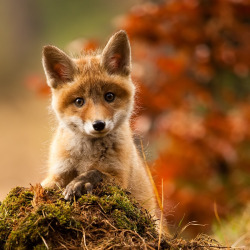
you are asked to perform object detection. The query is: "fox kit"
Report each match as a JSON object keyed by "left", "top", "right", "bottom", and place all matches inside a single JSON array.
[{"left": 41, "top": 30, "right": 157, "bottom": 216}]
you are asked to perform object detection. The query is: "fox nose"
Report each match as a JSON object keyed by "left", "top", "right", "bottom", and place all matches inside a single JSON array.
[{"left": 92, "top": 120, "right": 106, "bottom": 131}]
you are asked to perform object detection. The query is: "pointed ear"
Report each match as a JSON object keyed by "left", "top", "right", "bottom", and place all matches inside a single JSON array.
[
  {"left": 42, "top": 45, "right": 76, "bottom": 88},
  {"left": 101, "top": 30, "right": 131, "bottom": 76}
]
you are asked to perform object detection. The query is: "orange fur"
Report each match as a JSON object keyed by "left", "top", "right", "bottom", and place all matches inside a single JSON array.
[{"left": 41, "top": 31, "right": 157, "bottom": 217}]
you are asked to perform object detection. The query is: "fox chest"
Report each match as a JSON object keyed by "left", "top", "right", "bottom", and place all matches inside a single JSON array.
[{"left": 65, "top": 136, "right": 119, "bottom": 172}]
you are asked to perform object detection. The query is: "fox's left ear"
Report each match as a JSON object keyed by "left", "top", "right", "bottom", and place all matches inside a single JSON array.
[
  {"left": 42, "top": 45, "right": 77, "bottom": 88},
  {"left": 102, "top": 30, "right": 131, "bottom": 76}
]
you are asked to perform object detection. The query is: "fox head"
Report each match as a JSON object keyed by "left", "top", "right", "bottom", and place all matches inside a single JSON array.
[{"left": 42, "top": 30, "right": 135, "bottom": 138}]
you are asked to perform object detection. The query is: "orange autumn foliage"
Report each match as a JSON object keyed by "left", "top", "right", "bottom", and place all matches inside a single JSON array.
[{"left": 120, "top": 0, "right": 250, "bottom": 235}]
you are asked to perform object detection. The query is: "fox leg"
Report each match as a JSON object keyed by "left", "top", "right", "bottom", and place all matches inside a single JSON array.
[
  {"left": 41, "top": 175, "right": 58, "bottom": 188},
  {"left": 41, "top": 169, "right": 78, "bottom": 189},
  {"left": 63, "top": 170, "right": 106, "bottom": 200}
]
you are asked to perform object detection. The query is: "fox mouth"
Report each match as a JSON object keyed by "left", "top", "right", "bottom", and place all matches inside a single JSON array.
[
  {"left": 87, "top": 130, "right": 110, "bottom": 138},
  {"left": 87, "top": 129, "right": 111, "bottom": 138}
]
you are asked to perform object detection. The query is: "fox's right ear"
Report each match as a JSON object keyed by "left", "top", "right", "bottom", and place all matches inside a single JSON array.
[
  {"left": 102, "top": 30, "right": 131, "bottom": 76},
  {"left": 42, "top": 45, "right": 76, "bottom": 88}
]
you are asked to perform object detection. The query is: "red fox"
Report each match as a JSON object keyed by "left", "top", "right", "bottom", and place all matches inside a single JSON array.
[{"left": 41, "top": 30, "right": 157, "bottom": 218}]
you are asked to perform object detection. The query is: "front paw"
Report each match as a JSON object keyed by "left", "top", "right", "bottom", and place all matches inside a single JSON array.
[
  {"left": 41, "top": 175, "right": 59, "bottom": 189},
  {"left": 63, "top": 170, "right": 105, "bottom": 200}
]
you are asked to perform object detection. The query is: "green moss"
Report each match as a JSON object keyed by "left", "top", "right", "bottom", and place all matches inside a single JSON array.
[
  {"left": 0, "top": 183, "right": 223, "bottom": 249},
  {"left": 0, "top": 187, "right": 81, "bottom": 249},
  {"left": 0, "top": 184, "right": 157, "bottom": 249},
  {"left": 78, "top": 193, "right": 99, "bottom": 205},
  {"left": 6, "top": 200, "right": 81, "bottom": 249},
  {"left": 0, "top": 187, "right": 33, "bottom": 217},
  {"left": 0, "top": 219, "right": 11, "bottom": 247},
  {"left": 78, "top": 184, "right": 156, "bottom": 234},
  {"left": 0, "top": 187, "right": 34, "bottom": 247},
  {"left": 112, "top": 209, "right": 137, "bottom": 230},
  {"left": 33, "top": 244, "right": 47, "bottom": 250}
]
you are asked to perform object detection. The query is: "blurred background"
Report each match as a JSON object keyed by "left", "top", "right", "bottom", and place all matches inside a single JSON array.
[{"left": 0, "top": 0, "right": 250, "bottom": 243}]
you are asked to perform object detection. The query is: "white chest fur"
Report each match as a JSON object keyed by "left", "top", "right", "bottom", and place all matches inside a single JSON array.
[{"left": 63, "top": 131, "right": 122, "bottom": 174}]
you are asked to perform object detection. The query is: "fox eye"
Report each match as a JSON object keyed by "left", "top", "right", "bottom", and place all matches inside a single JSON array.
[
  {"left": 74, "top": 98, "right": 85, "bottom": 107},
  {"left": 104, "top": 92, "right": 115, "bottom": 102}
]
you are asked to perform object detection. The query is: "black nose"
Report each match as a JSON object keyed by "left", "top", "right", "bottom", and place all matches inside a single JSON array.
[{"left": 93, "top": 120, "right": 106, "bottom": 131}]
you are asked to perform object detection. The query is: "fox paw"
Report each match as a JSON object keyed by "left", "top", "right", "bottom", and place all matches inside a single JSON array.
[{"left": 63, "top": 170, "right": 105, "bottom": 200}]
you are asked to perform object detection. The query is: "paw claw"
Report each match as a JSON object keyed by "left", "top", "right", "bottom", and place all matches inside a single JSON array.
[
  {"left": 85, "top": 182, "right": 93, "bottom": 194},
  {"left": 63, "top": 170, "right": 105, "bottom": 200}
]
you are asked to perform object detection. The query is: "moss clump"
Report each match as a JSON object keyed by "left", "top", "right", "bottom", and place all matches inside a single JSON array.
[
  {"left": 0, "top": 187, "right": 34, "bottom": 246},
  {"left": 78, "top": 185, "right": 155, "bottom": 234},
  {"left": 0, "top": 183, "right": 226, "bottom": 249},
  {"left": 0, "top": 186, "right": 83, "bottom": 249},
  {"left": 0, "top": 184, "right": 158, "bottom": 249},
  {"left": 0, "top": 187, "right": 33, "bottom": 216},
  {"left": 7, "top": 201, "right": 81, "bottom": 249}
]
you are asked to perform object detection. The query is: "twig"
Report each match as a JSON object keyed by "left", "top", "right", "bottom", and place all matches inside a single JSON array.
[
  {"left": 81, "top": 227, "right": 89, "bottom": 250},
  {"left": 214, "top": 201, "right": 229, "bottom": 246},
  {"left": 214, "top": 202, "right": 222, "bottom": 226},
  {"left": 179, "top": 221, "right": 207, "bottom": 237},
  {"left": 158, "top": 179, "right": 164, "bottom": 250},
  {"left": 231, "top": 232, "right": 249, "bottom": 248},
  {"left": 58, "top": 241, "right": 69, "bottom": 249},
  {"left": 123, "top": 229, "right": 148, "bottom": 249},
  {"left": 38, "top": 232, "right": 49, "bottom": 249},
  {"left": 140, "top": 140, "right": 163, "bottom": 212},
  {"left": 103, "top": 219, "right": 119, "bottom": 231},
  {"left": 172, "top": 214, "right": 186, "bottom": 239},
  {"left": 97, "top": 201, "right": 106, "bottom": 214}
]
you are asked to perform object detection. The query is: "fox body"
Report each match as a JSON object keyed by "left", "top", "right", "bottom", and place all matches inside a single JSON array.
[{"left": 41, "top": 31, "right": 157, "bottom": 215}]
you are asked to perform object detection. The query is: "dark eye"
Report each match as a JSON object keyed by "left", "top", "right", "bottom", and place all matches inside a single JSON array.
[
  {"left": 74, "top": 98, "right": 85, "bottom": 107},
  {"left": 104, "top": 92, "right": 115, "bottom": 102}
]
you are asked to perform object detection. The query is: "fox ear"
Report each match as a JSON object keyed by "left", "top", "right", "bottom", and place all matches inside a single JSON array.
[
  {"left": 42, "top": 45, "right": 76, "bottom": 88},
  {"left": 102, "top": 30, "right": 131, "bottom": 76}
]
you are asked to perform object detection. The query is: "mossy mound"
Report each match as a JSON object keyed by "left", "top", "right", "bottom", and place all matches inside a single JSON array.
[{"left": 0, "top": 184, "right": 225, "bottom": 249}]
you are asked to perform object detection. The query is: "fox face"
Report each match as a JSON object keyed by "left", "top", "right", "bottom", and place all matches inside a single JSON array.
[{"left": 42, "top": 31, "right": 135, "bottom": 138}]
